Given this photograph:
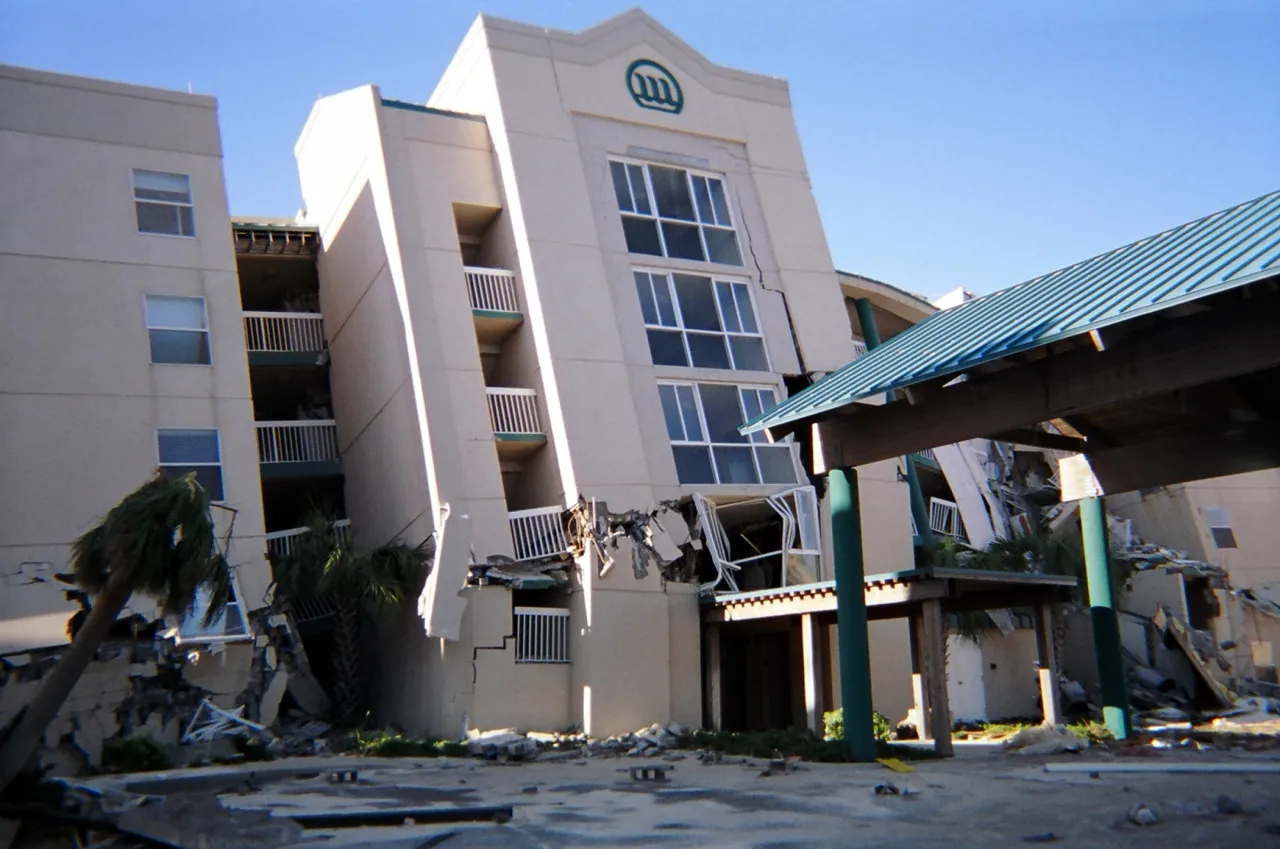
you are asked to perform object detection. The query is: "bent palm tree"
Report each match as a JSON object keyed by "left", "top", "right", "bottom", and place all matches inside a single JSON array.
[
  {"left": 270, "top": 514, "right": 430, "bottom": 726},
  {"left": 0, "top": 473, "right": 231, "bottom": 793}
]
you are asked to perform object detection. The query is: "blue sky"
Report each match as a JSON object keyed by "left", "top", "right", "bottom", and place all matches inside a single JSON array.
[{"left": 3, "top": 1, "right": 1276, "bottom": 297}]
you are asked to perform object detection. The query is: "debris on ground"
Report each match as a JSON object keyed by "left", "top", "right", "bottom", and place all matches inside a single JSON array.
[
  {"left": 874, "top": 782, "right": 900, "bottom": 796},
  {"left": 1021, "top": 833, "right": 1060, "bottom": 843},
  {"left": 1002, "top": 724, "right": 1087, "bottom": 756},
  {"left": 1126, "top": 802, "right": 1159, "bottom": 826}
]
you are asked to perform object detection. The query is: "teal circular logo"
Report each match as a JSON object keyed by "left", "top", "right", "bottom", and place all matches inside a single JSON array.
[{"left": 626, "top": 59, "right": 683, "bottom": 114}]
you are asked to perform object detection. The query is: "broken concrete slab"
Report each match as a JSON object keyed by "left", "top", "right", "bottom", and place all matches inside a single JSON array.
[{"left": 117, "top": 791, "right": 303, "bottom": 848}]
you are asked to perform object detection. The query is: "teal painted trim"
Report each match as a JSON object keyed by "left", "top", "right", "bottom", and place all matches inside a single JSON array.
[
  {"left": 472, "top": 308, "right": 524, "bottom": 321},
  {"left": 495, "top": 433, "right": 546, "bottom": 443},
  {"left": 828, "top": 467, "right": 877, "bottom": 762},
  {"left": 910, "top": 452, "right": 941, "bottom": 471},
  {"left": 259, "top": 460, "right": 343, "bottom": 480},
  {"left": 912, "top": 534, "right": 922, "bottom": 548},
  {"left": 1081, "top": 496, "right": 1131, "bottom": 739},
  {"left": 248, "top": 351, "right": 324, "bottom": 367},
  {"left": 379, "top": 98, "right": 485, "bottom": 122}
]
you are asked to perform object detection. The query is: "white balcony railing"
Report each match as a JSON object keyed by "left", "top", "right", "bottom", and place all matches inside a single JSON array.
[
  {"left": 256, "top": 420, "right": 339, "bottom": 464},
  {"left": 486, "top": 387, "right": 541, "bottom": 435},
  {"left": 929, "top": 497, "right": 966, "bottom": 540},
  {"left": 265, "top": 519, "right": 350, "bottom": 561},
  {"left": 465, "top": 266, "right": 520, "bottom": 314},
  {"left": 509, "top": 506, "right": 569, "bottom": 562},
  {"left": 514, "top": 607, "right": 570, "bottom": 663},
  {"left": 914, "top": 448, "right": 937, "bottom": 463},
  {"left": 851, "top": 339, "right": 869, "bottom": 358},
  {"left": 243, "top": 311, "right": 325, "bottom": 352}
]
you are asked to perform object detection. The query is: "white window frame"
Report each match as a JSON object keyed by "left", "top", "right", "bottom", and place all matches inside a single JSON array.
[
  {"left": 609, "top": 157, "right": 742, "bottom": 265},
  {"left": 132, "top": 169, "right": 196, "bottom": 238},
  {"left": 175, "top": 569, "right": 251, "bottom": 644},
  {"left": 156, "top": 428, "right": 225, "bottom": 503},
  {"left": 1204, "top": 506, "right": 1238, "bottom": 549},
  {"left": 635, "top": 268, "right": 771, "bottom": 372},
  {"left": 143, "top": 294, "right": 211, "bottom": 365},
  {"left": 658, "top": 380, "right": 799, "bottom": 486}
]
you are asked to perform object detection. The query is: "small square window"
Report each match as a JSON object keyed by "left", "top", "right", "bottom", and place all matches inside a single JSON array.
[
  {"left": 157, "top": 428, "right": 223, "bottom": 500},
  {"left": 1205, "top": 506, "right": 1237, "bottom": 549},
  {"left": 145, "top": 295, "right": 209, "bottom": 364},
  {"left": 133, "top": 170, "right": 195, "bottom": 237}
]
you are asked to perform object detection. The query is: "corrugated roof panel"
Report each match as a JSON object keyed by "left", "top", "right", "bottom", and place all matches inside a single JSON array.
[{"left": 746, "top": 190, "right": 1280, "bottom": 433}]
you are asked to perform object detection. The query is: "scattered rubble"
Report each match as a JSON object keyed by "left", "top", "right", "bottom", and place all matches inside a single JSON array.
[
  {"left": 1002, "top": 724, "right": 1088, "bottom": 756},
  {"left": 1126, "top": 802, "right": 1159, "bottom": 826}
]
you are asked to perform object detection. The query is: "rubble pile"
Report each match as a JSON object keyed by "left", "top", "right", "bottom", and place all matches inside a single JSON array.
[{"left": 462, "top": 722, "right": 691, "bottom": 762}]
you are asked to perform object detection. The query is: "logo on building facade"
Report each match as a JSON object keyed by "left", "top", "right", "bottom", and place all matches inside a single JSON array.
[{"left": 626, "top": 60, "right": 683, "bottom": 114}]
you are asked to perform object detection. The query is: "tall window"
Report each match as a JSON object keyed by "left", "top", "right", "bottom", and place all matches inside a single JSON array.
[
  {"left": 634, "top": 271, "right": 768, "bottom": 371},
  {"left": 145, "top": 296, "right": 210, "bottom": 364},
  {"left": 610, "top": 160, "right": 742, "bottom": 266},
  {"left": 157, "top": 429, "right": 223, "bottom": 500},
  {"left": 133, "top": 170, "right": 195, "bottom": 237},
  {"left": 658, "top": 381, "right": 797, "bottom": 485}
]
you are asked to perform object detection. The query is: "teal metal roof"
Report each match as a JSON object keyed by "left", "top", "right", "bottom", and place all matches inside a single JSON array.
[{"left": 746, "top": 190, "right": 1280, "bottom": 434}]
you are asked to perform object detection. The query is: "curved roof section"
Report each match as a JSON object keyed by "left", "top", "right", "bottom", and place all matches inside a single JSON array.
[{"left": 746, "top": 189, "right": 1280, "bottom": 433}]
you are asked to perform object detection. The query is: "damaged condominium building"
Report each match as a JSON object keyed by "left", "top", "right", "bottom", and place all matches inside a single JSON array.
[{"left": 2, "top": 9, "right": 1279, "bottom": 768}]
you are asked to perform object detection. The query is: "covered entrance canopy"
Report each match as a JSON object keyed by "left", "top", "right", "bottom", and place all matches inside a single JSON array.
[
  {"left": 702, "top": 567, "right": 1075, "bottom": 744},
  {"left": 745, "top": 190, "right": 1280, "bottom": 752}
]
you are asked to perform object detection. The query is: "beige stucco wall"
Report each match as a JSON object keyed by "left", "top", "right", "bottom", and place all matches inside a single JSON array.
[
  {"left": 0, "top": 65, "right": 268, "bottom": 653},
  {"left": 1108, "top": 471, "right": 1280, "bottom": 590}
]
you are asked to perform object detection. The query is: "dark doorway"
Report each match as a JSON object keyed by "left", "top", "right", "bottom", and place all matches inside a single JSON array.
[{"left": 721, "top": 627, "right": 794, "bottom": 731}]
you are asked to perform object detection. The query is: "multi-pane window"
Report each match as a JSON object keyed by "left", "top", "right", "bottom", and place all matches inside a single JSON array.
[
  {"left": 635, "top": 271, "right": 768, "bottom": 371},
  {"left": 179, "top": 578, "right": 249, "bottom": 642},
  {"left": 145, "top": 296, "right": 210, "bottom": 364},
  {"left": 658, "top": 381, "right": 797, "bottom": 485},
  {"left": 133, "top": 170, "right": 195, "bottom": 237},
  {"left": 157, "top": 429, "right": 223, "bottom": 500},
  {"left": 610, "top": 160, "right": 743, "bottom": 266}
]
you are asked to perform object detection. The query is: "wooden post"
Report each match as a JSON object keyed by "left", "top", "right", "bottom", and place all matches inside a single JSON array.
[
  {"left": 1034, "top": 603, "right": 1061, "bottom": 726},
  {"left": 920, "top": 598, "right": 953, "bottom": 756},
  {"left": 907, "top": 612, "right": 931, "bottom": 740},
  {"left": 801, "top": 613, "right": 825, "bottom": 735},
  {"left": 704, "top": 625, "right": 723, "bottom": 731}
]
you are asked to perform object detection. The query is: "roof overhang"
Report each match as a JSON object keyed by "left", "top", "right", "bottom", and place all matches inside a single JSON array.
[{"left": 704, "top": 568, "right": 1076, "bottom": 624}]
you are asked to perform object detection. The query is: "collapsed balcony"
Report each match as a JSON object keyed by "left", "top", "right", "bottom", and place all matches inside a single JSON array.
[{"left": 689, "top": 486, "right": 823, "bottom": 594}]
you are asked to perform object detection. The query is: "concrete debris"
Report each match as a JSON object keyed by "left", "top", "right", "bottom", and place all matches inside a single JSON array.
[
  {"left": 1216, "top": 794, "right": 1244, "bottom": 815},
  {"left": 467, "top": 729, "right": 540, "bottom": 761},
  {"left": 1002, "top": 724, "right": 1087, "bottom": 756},
  {"left": 1126, "top": 802, "right": 1159, "bottom": 826},
  {"left": 458, "top": 722, "right": 691, "bottom": 764},
  {"left": 117, "top": 791, "right": 304, "bottom": 848}
]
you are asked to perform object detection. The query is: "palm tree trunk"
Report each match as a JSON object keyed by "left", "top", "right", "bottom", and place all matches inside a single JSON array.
[
  {"left": 0, "top": 572, "right": 135, "bottom": 792},
  {"left": 330, "top": 597, "right": 363, "bottom": 727}
]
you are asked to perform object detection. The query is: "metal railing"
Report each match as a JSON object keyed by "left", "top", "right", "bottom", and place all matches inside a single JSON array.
[
  {"left": 464, "top": 266, "right": 520, "bottom": 314},
  {"left": 243, "top": 311, "right": 325, "bottom": 352},
  {"left": 508, "top": 506, "right": 569, "bottom": 562},
  {"left": 514, "top": 607, "right": 570, "bottom": 663},
  {"left": 914, "top": 448, "right": 937, "bottom": 463},
  {"left": 255, "top": 420, "right": 339, "bottom": 464},
  {"left": 851, "top": 339, "right": 869, "bottom": 358},
  {"left": 486, "top": 387, "right": 541, "bottom": 434},
  {"left": 929, "top": 497, "right": 966, "bottom": 540},
  {"left": 265, "top": 519, "right": 350, "bottom": 561}
]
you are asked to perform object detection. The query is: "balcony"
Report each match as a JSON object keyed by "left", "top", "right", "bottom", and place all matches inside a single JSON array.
[
  {"left": 265, "top": 519, "right": 350, "bottom": 561},
  {"left": 466, "top": 266, "right": 522, "bottom": 346},
  {"left": 911, "top": 447, "right": 941, "bottom": 470},
  {"left": 243, "top": 311, "right": 326, "bottom": 366},
  {"left": 255, "top": 420, "right": 341, "bottom": 479},
  {"left": 514, "top": 607, "right": 570, "bottom": 663},
  {"left": 509, "top": 506, "right": 570, "bottom": 562},
  {"left": 851, "top": 339, "right": 869, "bottom": 358},
  {"left": 486, "top": 387, "right": 546, "bottom": 458},
  {"left": 929, "top": 497, "right": 967, "bottom": 541}
]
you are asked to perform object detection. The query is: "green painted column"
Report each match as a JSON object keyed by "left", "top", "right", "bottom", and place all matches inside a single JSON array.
[
  {"left": 903, "top": 457, "right": 934, "bottom": 547},
  {"left": 828, "top": 467, "right": 877, "bottom": 761},
  {"left": 1080, "top": 495, "right": 1131, "bottom": 739},
  {"left": 852, "top": 298, "right": 882, "bottom": 349},
  {"left": 854, "top": 297, "right": 933, "bottom": 547}
]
